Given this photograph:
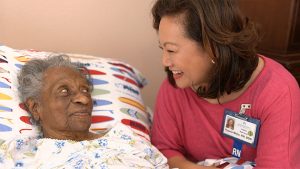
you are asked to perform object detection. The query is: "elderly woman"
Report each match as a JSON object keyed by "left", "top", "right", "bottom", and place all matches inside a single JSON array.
[{"left": 0, "top": 55, "right": 168, "bottom": 169}]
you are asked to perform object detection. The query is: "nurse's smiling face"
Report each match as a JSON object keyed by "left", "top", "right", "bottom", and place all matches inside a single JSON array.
[{"left": 158, "top": 15, "right": 213, "bottom": 89}]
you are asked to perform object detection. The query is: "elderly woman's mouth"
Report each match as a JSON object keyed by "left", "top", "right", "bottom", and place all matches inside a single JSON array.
[{"left": 72, "top": 112, "right": 91, "bottom": 117}]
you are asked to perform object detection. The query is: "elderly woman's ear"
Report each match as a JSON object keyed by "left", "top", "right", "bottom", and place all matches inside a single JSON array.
[{"left": 25, "top": 98, "right": 40, "bottom": 122}]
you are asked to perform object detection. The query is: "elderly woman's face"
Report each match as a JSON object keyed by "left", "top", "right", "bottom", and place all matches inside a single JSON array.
[{"left": 37, "top": 66, "right": 93, "bottom": 137}]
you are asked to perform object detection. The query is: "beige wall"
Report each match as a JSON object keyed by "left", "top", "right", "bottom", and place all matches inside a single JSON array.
[{"left": 0, "top": 0, "right": 165, "bottom": 109}]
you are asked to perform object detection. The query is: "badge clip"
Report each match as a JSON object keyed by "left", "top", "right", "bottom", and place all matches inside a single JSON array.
[
  {"left": 239, "top": 104, "right": 251, "bottom": 115},
  {"left": 235, "top": 104, "right": 251, "bottom": 120}
]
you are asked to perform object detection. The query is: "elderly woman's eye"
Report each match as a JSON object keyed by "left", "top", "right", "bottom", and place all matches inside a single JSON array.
[
  {"left": 61, "top": 88, "right": 68, "bottom": 93},
  {"left": 82, "top": 88, "right": 89, "bottom": 93}
]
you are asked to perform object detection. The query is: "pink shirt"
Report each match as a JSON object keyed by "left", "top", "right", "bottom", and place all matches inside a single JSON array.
[{"left": 151, "top": 56, "right": 300, "bottom": 168}]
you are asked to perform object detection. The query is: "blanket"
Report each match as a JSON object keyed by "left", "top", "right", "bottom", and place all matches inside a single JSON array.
[{"left": 0, "top": 123, "right": 168, "bottom": 169}]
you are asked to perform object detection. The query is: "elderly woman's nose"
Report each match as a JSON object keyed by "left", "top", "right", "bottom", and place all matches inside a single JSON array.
[{"left": 71, "top": 92, "right": 91, "bottom": 104}]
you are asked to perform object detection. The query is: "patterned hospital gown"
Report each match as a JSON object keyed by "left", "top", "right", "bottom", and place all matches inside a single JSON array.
[{"left": 0, "top": 123, "right": 169, "bottom": 169}]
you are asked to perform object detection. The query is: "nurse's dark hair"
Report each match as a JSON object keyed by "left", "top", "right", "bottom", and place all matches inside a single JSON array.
[{"left": 152, "top": 0, "right": 259, "bottom": 99}]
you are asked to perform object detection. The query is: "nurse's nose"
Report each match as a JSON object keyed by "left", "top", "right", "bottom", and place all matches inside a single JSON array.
[{"left": 162, "top": 51, "right": 172, "bottom": 67}]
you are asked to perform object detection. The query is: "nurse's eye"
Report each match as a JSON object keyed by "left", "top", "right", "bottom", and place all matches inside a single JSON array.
[{"left": 167, "top": 50, "right": 175, "bottom": 53}]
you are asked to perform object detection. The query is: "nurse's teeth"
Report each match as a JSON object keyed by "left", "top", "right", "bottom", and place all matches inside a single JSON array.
[{"left": 172, "top": 70, "right": 182, "bottom": 74}]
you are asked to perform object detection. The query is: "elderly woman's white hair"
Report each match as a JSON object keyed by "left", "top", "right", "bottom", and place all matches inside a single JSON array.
[{"left": 17, "top": 54, "right": 93, "bottom": 107}]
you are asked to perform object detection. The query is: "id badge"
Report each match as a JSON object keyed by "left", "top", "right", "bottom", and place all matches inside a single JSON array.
[{"left": 222, "top": 109, "right": 260, "bottom": 147}]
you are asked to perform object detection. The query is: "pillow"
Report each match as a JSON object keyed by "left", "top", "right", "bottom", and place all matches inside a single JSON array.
[{"left": 0, "top": 45, "right": 152, "bottom": 142}]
